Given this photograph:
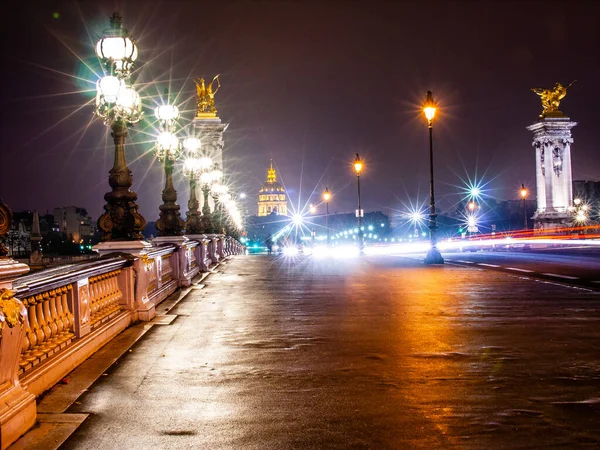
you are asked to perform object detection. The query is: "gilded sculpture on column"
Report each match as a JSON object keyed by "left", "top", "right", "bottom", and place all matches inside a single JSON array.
[
  {"left": 531, "top": 81, "right": 576, "bottom": 118},
  {"left": 195, "top": 75, "right": 220, "bottom": 118}
]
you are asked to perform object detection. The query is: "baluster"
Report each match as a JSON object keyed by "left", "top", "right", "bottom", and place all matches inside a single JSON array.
[
  {"left": 41, "top": 295, "right": 58, "bottom": 351},
  {"left": 90, "top": 277, "right": 99, "bottom": 320},
  {"left": 25, "top": 301, "right": 42, "bottom": 361},
  {"left": 64, "top": 286, "right": 75, "bottom": 337},
  {"left": 98, "top": 275, "right": 108, "bottom": 313},
  {"left": 54, "top": 289, "right": 65, "bottom": 337},
  {"left": 33, "top": 300, "right": 47, "bottom": 356},
  {"left": 105, "top": 273, "right": 115, "bottom": 312},
  {"left": 47, "top": 291, "right": 60, "bottom": 346},
  {"left": 111, "top": 272, "right": 121, "bottom": 311},
  {"left": 101, "top": 274, "right": 110, "bottom": 312}
]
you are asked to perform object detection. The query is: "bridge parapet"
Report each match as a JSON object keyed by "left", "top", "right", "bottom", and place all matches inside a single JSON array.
[{"left": 0, "top": 235, "right": 244, "bottom": 448}]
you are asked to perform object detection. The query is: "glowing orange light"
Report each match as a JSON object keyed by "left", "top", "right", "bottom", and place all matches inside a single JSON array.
[
  {"left": 520, "top": 184, "right": 527, "bottom": 199},
  {"left": 468, "top": 201, "right": 476, "bottom": 211},
  {"left": 423, "top": 91, "right": 437, "bottom": 122},
  {"left": 354, "top": 153, "right": 363, "bottom": 175},
  {"left": 323, "top": 187, "right": 331, "bottom": 202}
]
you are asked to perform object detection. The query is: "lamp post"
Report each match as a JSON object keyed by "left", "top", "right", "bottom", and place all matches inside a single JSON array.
[
  {"left": 182, "top": 137, "right": 204, "bottom": 234},
  {"left": 323, "top": 187, "right": 331, "bottom": 246},
  {"left": 209, "top": 164, "right": 224, "bottom": 233},
  {"left": 94, "top": 13, "right": 145, "bottom": 241},
  {"left": 520, "top": 184, "right": 528, "bottom": 230},
  {"left": 154, "top": 95, "right": 185, "bottom": 236},
  {"left": 353, "top": 154, "right": 364, "bottom": 253},
  {"left": 423, "top": 91, "right": 444, "bottom": 264}
]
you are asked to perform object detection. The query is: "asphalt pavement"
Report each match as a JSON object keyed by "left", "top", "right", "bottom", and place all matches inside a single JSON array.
[
  {"left": 54, "top": 254, "right": 600, "bottom": 449},
  {"left": 432, "top": 249, "right": 600, "bottom": 290}
]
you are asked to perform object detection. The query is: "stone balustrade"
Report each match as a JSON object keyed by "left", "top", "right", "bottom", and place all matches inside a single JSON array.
[{"left": 0, "top": 235, "right": 244, "bottom": 449}]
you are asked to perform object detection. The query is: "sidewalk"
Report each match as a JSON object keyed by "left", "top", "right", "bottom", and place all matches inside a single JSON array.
[{"left": 14, "top": 256, "right": 600, "bottom": 449}]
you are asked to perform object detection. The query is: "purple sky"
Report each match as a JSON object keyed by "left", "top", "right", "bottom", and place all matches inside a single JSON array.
[{"left": 1, "top": 0, "right": 599, "bottom": 221}]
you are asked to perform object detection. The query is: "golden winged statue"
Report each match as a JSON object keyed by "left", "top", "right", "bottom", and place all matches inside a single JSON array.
[
  {"left": 531, "top": 81, "right": 575, "bottom": 118},
  {"left": 195, "top": 74, "right": 221, "bottom": 117}
]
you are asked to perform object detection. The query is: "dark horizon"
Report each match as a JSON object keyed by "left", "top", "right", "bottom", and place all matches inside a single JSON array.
[{"left": 1, "top": 0, "right": 599, "bottom": 221}]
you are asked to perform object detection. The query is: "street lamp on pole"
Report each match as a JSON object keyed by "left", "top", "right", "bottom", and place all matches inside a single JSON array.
[
  {"left": 94, "top": 13, "right": 145, "bottom": 241},
  {"left": 154, "top": 94, "right": 185, "bottom": 236},
  {"left": 423, "top": 91, "right": 444, "bottom": 264},
  {"left": 520, "top": 184, "right": 528, "bottom": 230},
  {"left": 182, "top": 137, "right": 203, "bottom": 234},
  {"left": 323, "top": 187, "right": 331, "bottom": 247},
  {"left": 353, "top": 154, "right": 364, "bottom": 253}
]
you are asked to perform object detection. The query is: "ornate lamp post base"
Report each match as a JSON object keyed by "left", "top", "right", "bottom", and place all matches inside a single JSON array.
[
  {"left": 424, "top": 246, "right": 444, "bottom": 265},
  {"left": 156, "top": 156, "right": 185, "bottom": 237},
  {"left": 98, "top": 120, "right": 147, "bottom": 241},
  {"left": 185, "top": 178, "right": 203, "bottom": 235}
]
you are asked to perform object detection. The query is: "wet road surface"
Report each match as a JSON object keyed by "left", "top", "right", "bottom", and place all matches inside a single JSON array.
[
  {"left": 435, "top": 250, "right": 600, "bottom": 289},
  {"left": 62, "top": 255, "right": 600, "bottom": 449}
]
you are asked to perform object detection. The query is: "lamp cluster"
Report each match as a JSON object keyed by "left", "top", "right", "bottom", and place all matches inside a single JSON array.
[
  {"left": 94, "top": 13, "right": 141, "bottom": 126},
  {"left": 92, "top": 13, "right": 244, "bottom": 240}
]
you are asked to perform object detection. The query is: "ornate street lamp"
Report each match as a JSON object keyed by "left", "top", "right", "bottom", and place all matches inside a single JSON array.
[
  {"left": 154, "top": 95, "right": 185, "bottom": 236},
  {"left": 423, "top": 91, "right": 444, "bottom": 264},
  {"left": 323, "top": 187, "right": 331, "bottom": 246},
  {"left": 520, "top": 184, "right": 528, "bottom": 229},
  {"left": 194, "top": 161, "right": 219, "bottom": 234},
  {"left": 353, "top": 154, "right": 364, "bottom": 253},
  {"left": 182, "top": 137, "right": 203, "bottom": 234},
  {"left": 94, "top": 13, "right": 145, "bottom": 241}
]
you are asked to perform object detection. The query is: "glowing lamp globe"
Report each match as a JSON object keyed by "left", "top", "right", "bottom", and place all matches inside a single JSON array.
[
  {"left": 353, "top": 153, "right": 364, "bottom": 175},
  {"left": 97, "top": 76, "right": 123, "bottom": 104},
  {"left": 116, "top": 86, "right": 141, "bottom": 116},
  {"left": 183, "top": 157, "right": 200, "bottom": 177},
  {"left": 423, "top": 91, "right": 437, "bottom": 122},
  {"left": 155, "top": 104, "right": 179, "bottom": 123},
  {"left": 520, "top": 185, "right": 527, "bottom": 199},
  {"left": 323, "top": 188, "right": 331, "bottom": 202},
  {"left": 157, "top": 131, "right": 179, "bottom": 153},
  {"left": 183, "top": 137, "right": 201, "bottom": 153},
  {"left": 95, "top": 14, "right": 138, "bottom": 76}
]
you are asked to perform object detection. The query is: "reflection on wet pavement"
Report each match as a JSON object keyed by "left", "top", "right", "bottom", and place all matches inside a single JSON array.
[{"left": 63, "top": 256, "right": 600, "bottom": 449}]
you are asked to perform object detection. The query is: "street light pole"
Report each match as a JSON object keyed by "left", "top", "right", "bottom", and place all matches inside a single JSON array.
[
  {"left": 323, "top": 187, "right": 331, "bottom": 247},
  {"left": 423, "top": 91, "right": 444, "bottom": 264},
  {"left": 154, "top": 95, "right": 185, "bottom": 237},
  {"left": 94, "top": 13, "right": 145, "bottom": 241},
  {"left": 520, "top": 184, "right": 528, "bottom": 230},
  {"left": 353, "top": 154, "right": 364, "bottom": 253}
]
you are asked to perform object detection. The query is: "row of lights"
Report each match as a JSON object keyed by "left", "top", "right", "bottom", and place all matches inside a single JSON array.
[{"left": 93, "top": 13, "right": 243, "bottom": 239}]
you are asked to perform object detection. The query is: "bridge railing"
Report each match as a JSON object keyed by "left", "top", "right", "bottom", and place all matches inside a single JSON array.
[{"left": 0, "top": 234, "right": 245, "bottom": 449}]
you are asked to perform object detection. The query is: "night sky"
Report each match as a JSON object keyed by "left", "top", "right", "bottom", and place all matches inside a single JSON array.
[{"left": 1, "top": 0, "right": 599, "bottom": 222}]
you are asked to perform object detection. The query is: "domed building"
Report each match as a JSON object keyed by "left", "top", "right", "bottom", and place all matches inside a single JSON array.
[{"left": 257, "top": 160, "right": 288, "bottom": 216}]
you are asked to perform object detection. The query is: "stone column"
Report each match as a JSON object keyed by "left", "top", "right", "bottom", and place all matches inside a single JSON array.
[
  {"left": 527, "top": 117, "right": 577, "bottom": 231},
  {"left": 193, "top": 117, "right": 228, "bottom": 212}
]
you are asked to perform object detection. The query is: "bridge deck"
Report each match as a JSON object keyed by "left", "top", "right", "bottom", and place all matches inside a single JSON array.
[{"left": 22, "top": 255, "right": 600, "bottom": 449}]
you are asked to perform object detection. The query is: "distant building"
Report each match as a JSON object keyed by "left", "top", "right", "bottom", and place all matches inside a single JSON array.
[
  {"left": 257, "top": 160, "right": 288, "bottom": 216},
  {"left": 53, "top": 206, "right": 94, "bottom": 242}
]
